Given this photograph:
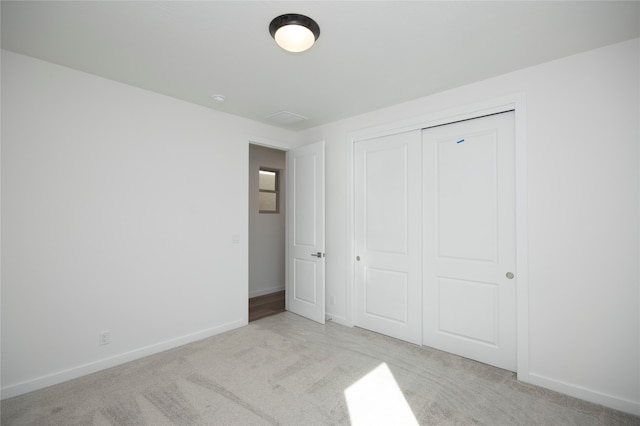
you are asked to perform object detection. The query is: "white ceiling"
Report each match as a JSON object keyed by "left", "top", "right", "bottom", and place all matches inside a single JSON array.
[{"left": 2, "top": 1, "right": 639, "bottom": 130}]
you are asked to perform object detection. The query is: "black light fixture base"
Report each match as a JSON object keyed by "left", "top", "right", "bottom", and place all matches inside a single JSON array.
[{"left": 269, "top": 14, "right": 320, "bottom": 41}]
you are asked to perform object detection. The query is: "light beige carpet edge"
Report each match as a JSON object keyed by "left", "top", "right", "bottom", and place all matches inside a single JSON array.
[{"left": 2, "top": 312, "right": 638, "bottom": 425}]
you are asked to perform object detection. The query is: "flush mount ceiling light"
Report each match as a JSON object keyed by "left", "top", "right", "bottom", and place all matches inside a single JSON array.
[
  {"left": 210, "top": 94, "right": 225, "bottom": 103},
  {"left": 269, "top": 14, "right": 320, "bottom": 53}
]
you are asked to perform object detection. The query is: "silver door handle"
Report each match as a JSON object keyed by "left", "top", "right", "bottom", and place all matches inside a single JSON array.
[{"left": 311, "top": 252, "right": 324, "bottom": 258}]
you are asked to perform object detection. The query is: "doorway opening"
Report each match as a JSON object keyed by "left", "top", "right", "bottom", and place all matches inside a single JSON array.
[
  {"left": 248, "top": 144, "right": 286, "bottom": 322},
  {"left": 249, "top": 290, "right": 285, "bottom": 322}
]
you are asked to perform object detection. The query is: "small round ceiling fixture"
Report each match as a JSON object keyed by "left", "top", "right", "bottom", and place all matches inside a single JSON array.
[
  {"left": 210, "top": 94, "right": 225, "bottom": 103},
  {"left": 269, "top": 14, "right": 320, "bottom": 53}
]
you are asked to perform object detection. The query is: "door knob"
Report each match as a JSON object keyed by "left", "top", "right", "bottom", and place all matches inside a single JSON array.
[
  {"left": 506, "top": 272, "right": 514, "bottom": 279},
  {"left": 311, "top": 252, "right": 324, "bottom": 258},
  {"left": 356, "top": 256, "right": 360, "bottom": 261}
]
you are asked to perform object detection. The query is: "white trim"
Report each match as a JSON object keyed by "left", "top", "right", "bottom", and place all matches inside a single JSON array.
[
  {"left": 0, "top": 319, "right": 245, "bottom": 400},
  {"left": 344, "top": 129, "right": 356, "bottom": 327},
  {"left": 325, "top": 313, "right": 349, "bottom": 326},
  {"left": 249, "top": 286, "right": 285, "bottom": 299},
  {"left": 522, "top": 372, "right": 640, "bottom": 416},
  {"left": 246, "top": 136, "right": 293, "bottom": 152},
  {"left": 513, "top": 97, "right": 530, "bottom": 380},
  {"left": 345, "top": 92, "right": 528, "bottom": 367},
  {"left": 246, "top": 137, "right": 292, "bottom": 312},
  {"left": 349, "top": 94, "right": 525, "bottom": 143},
  {"left": 637, "top": 38, "right": 640, "bottom": 415},
  {"left": 239, "top": 141, "right": 250, "bottom": 326}
]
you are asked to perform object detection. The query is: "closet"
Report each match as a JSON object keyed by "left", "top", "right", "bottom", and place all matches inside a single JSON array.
[{"left": 353, "top": 111, "right": 517, "bottom": 371}]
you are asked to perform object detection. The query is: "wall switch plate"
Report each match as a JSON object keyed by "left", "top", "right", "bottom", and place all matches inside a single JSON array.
[
  {"left": 99, "top": 331, "right": 110, "bottom": 345},
  {"left": 329, "top": 295, "right": 336, "bottom": 305}
]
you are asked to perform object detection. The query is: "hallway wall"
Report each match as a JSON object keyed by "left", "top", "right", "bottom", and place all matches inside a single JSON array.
[{"left": 248, "top": 145, "right": 286, "bottom": 298}]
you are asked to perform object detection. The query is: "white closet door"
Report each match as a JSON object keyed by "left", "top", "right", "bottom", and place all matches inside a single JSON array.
[
  {"left": 423, "top": 112, "right": 516, "bottom": 371},
  {"left": 354, "top": 130, "right": 422, "bottom": 345}
]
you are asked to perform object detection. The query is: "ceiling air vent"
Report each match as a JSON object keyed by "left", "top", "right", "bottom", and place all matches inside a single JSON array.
[{"left": 265, "top": 110, "right": 308, "bottom": 125}]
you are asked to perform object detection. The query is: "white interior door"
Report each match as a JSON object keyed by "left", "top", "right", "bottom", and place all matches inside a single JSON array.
[
  {"left": 422, "top": 111, "right": 516, "bottom": 371},
  {"left": 354, "top": 130, "right": 422, "bottom": 345},
  {"left": 286, "top": 141, "right": 325, "bottom": 324}
]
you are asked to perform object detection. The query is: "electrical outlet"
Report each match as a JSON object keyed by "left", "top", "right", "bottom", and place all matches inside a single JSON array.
[{"left": 99, "top": 331, "right": 110, "bottom": 345}]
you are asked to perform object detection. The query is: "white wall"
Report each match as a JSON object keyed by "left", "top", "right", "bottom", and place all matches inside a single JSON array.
[
  {"left": 299, "top": 38, "right": 640, "bottom": 414},
  {"left": 0, "top": 50, "right": 297, "bottom": 397},
  {"left": 2, "top": 38, "right": 639, "bottom": 415},
  {"left": 248, "top": 144, "right": 286, "bottom": 298}
]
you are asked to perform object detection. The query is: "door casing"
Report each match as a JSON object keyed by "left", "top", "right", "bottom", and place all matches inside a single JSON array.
[{"left": 244, "top": 138, "right": 327, "bottom": 324}]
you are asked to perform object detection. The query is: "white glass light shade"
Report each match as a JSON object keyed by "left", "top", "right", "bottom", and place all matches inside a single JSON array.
[{"left": 274, "top": 24, "right": 316, "bottom": 53}]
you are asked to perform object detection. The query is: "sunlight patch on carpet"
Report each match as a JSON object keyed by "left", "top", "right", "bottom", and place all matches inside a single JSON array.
[{"left": 344, "top": 362, "right": 418, "bottom": 425}]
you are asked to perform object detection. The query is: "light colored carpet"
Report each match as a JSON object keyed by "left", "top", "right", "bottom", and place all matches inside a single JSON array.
[{"left": 2, "top": 312, "right": 638, "bottom": 425}]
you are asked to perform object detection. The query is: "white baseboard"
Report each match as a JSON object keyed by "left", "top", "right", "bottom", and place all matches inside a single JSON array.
[
  {"left": 249, "top": 286, "right": 285, "bottom": 298},
  {"left": 519, "top": 371, "right": 640, "bottom": 416},
  {"left": 1, "top": 319, "right": 245, "bottom": 400},
  {"left": 325, "top": 313, "right": 349, "bottom": 327}
]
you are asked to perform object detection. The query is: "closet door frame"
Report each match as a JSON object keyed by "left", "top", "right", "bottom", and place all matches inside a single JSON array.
[{"left": 345, "top": 93, "right": 529, "bottom": 378}]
